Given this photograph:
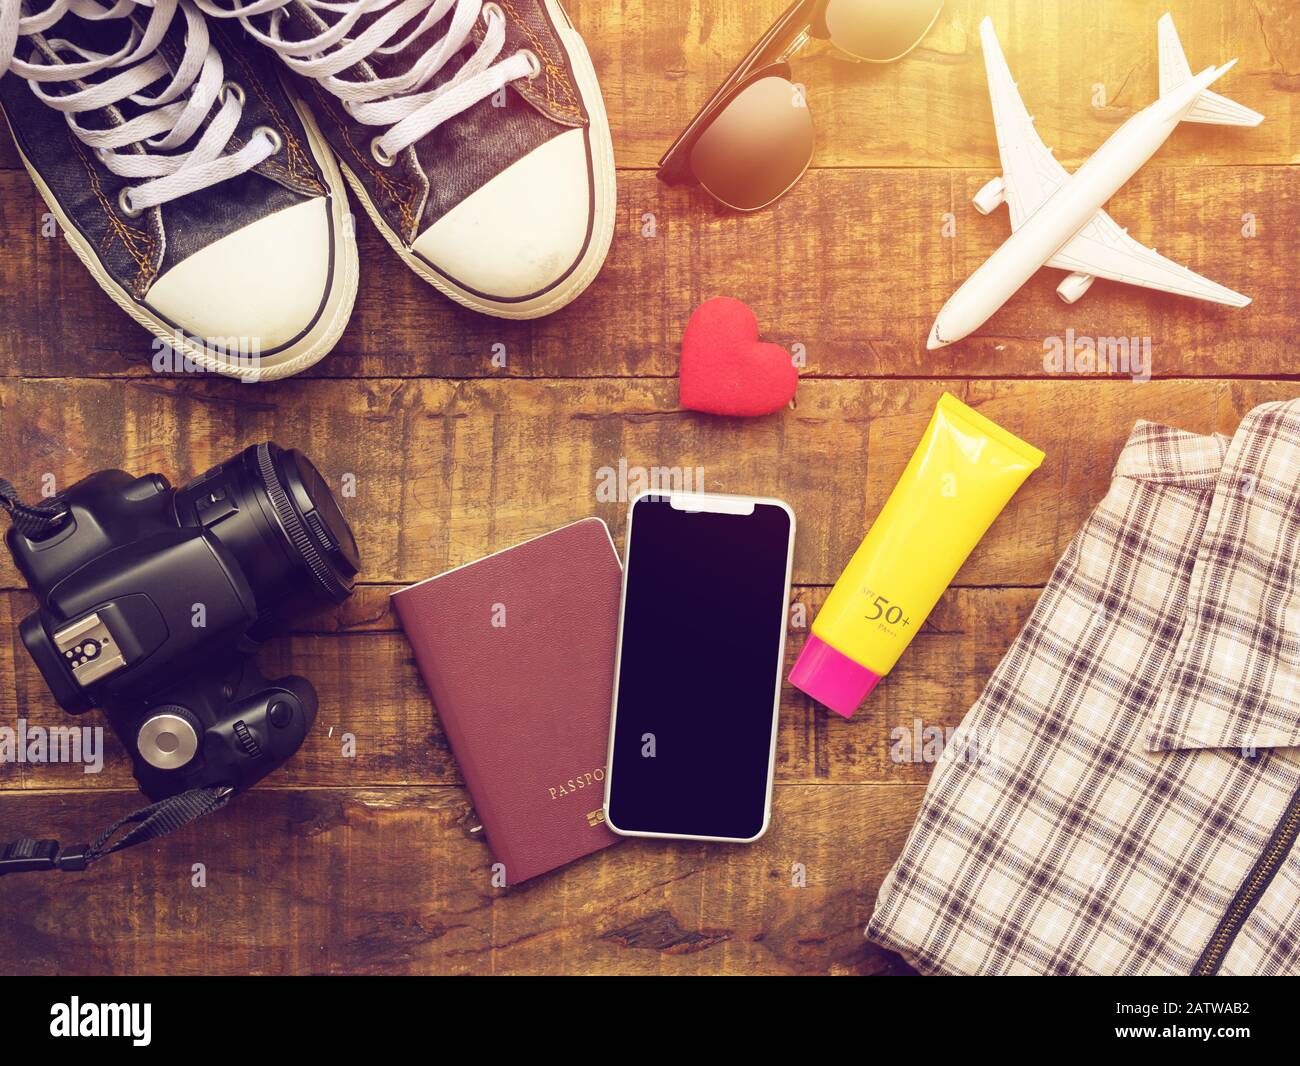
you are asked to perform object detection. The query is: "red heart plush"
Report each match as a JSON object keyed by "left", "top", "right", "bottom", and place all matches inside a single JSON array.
[{"left": 679, "top": 297, "right": 798, "bottom": 417}]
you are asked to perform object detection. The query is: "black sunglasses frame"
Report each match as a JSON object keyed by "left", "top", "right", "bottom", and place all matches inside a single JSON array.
[{"left": 657, "top": 0, "right": 830, "bottom": 188}]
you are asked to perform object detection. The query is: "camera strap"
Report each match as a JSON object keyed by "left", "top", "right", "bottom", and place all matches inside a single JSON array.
[
  {"left": 0, "top": 477, "right": 69, "bottom": 537},
  {"left": 0, "top": 785, "right": 232, "bottom": 878}
]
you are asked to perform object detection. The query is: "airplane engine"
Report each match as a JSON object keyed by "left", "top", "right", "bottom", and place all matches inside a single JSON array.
[
  {"left": 972, "top": 176, "right": 1006, "bottom": 214},
  {"left": 1057, "top": 272, "right": 1096, "bottom": 304}
]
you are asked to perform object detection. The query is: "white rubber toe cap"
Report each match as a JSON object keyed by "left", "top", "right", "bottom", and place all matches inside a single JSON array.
[
  {"left": 145, "top": 198, "right": 332, "bottom": 352},
  {"left": 411, "top": 127, "right": 592, "bottom": 301}
]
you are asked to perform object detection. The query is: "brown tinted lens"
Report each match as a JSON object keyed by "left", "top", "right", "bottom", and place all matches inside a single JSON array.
[
  {"left": 688, "top": 76, "right": 814, "bottom": 211},
  {"left": 824, "top": 0, "right": 943, "bottom": 62}
]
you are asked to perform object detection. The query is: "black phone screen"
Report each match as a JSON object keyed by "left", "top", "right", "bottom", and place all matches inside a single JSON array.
[{"left": 606, "top": 495, "right": 794, "bottom": 841}]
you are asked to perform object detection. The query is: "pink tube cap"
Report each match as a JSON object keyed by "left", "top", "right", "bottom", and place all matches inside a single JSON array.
[{"left": 788, "top": 634, "right": 882, "bottom": 718}]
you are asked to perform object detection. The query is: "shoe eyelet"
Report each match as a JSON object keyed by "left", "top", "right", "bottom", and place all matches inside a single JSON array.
[
  {"left": 220, "top": 81, "right": 246, "bottom": 107},
  {"left": 253, "top": 125, "right": 282, "bottom": 154},
  {"left": 519, "top": 49, "right": 542, "bottom": 80},
  {"left": 482, "top": 2, "right": 504, "bottom": 25},
  {"left": 370, "top": 136, "right": 396, "bottom": 167},
  {"left": 118, "top": 186, "right": 143, "bottom": 219}
]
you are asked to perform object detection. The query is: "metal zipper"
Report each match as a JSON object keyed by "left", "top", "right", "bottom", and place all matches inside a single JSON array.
[{"left": 1193, "top": 779, "right": 1300, "bottom": 975}]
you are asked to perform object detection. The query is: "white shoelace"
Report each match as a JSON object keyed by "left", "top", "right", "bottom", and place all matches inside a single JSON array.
[
  {"left": 0, "top": 0, "right": 275, "bottom": 214},
  {"left": 194, "top": 0, "right": 536, "bottom": 165}
]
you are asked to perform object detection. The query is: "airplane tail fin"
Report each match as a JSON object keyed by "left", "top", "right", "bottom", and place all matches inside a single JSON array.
[{"left": 1158, "top": 14, "right": 1263, "bottom": 126}]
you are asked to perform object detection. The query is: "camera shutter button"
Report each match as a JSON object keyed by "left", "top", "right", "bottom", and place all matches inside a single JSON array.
[
  {"left": 137, "top": 708, "right": 200, "bottom": 771},
  {"left": 269, "top": 700, "right": 294, "bottom": 728}
]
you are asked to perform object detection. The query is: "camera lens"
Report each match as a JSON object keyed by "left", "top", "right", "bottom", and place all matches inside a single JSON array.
[
  {"left": 253, "top": 443, "right": 360, "bottom": 603},
  {"left": 175, "top": 442, "right": 360, "bottom": 617}
]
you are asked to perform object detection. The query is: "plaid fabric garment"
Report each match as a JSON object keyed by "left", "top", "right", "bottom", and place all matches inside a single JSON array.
[{"left": 867, "top": 398, "right": 1300, "bottom": 975}]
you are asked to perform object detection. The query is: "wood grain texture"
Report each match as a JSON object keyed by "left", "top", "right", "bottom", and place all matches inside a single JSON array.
[
  {"left": 0, "top": 784, "right": 922, "bottom": 975},
  {"left": 0, "top": 586, "right": 1039, "bottom": 790},
  {"left": 0, "top": 0, "right": 1298, "bottom": 977},
  {"left": 2, "top": 378, "right": 1296, "bottom": 590},
  {"left": 0, "top": 166, "right": 1294, "bottom": 379},
  {"left": 10, "top": 0, "right": 1292, "bottom": 173},
  {"left": 570, "top": 0, "right": 1299, "bottom": 170}
]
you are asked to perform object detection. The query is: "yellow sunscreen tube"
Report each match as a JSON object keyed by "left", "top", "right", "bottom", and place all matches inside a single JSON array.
[{"left": 789, "top": 393, "right": 1044, "bottom": 718}]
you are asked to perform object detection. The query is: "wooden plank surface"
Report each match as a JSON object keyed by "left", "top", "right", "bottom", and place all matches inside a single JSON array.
[
  {"left": 10, "top": 0, "right": 1292, "bottom": 174},
  {"left": 574, "top": 0, "right": 1299, "bottom": 170},
  {"left": 2, "top": 166, "right": 1294, "bottom": 379},
  {"left": 0, "top": 586, "right": 1040, "bottom": 791},
  {"left": 0, "top": 0, "right": 1298, "bottom": 976},
  {"left": 3, "top": 378, "right": 1296, "bottom": 591},
  {"left": 0, "top": 784, "right": 921, "bottom": 975}
]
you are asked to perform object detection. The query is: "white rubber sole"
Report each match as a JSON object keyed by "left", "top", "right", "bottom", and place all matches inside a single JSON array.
[
  {"left": 5, "top": 90, "right": 358, "bottom": 383},
  {"left": 337, "top": 0, "right": 617, "bottom": 320}
]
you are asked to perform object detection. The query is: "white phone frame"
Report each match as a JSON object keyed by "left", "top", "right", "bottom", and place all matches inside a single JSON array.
[{"left": 602, "top": 489, "right": 796, "bottom": 843}]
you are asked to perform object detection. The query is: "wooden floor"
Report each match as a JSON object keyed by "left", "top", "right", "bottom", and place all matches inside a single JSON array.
[{"left": 1, "top": 0, "right": 1296, "bottom": 975}]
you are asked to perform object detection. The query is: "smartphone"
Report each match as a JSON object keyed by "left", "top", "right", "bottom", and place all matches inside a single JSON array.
[{"left": 603, "top": 490, "right": 795, "bottom": 842}]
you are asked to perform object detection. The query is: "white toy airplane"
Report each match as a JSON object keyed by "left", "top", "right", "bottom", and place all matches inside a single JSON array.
[{"left": 927, "top": 14, "right": 1263, "bottom": 350}]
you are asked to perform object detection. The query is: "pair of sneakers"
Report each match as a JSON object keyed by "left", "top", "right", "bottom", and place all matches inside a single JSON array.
[{"left": 0, "top": 0, "right": 615, "bottom": 380}]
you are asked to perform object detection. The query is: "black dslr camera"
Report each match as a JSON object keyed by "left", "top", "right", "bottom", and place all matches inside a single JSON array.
[{"left": 4, "top": 443, "right": 359, "bottom": 802}]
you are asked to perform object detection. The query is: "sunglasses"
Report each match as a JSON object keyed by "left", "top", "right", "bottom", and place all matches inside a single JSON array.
[{"left": 658, "top": 0, "right": 943, "bottom": 211}]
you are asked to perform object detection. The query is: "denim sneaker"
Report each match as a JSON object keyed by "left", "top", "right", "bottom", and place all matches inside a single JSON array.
[
  {"left": 197, "top": 0, "right": 615, "bottom": 319},
  {"left": 0, "top": 0, "right": 358, "bottom": 380}
]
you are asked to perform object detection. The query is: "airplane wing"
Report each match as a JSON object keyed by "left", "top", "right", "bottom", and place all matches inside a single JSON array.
[
  {"left": 1047, "top": 209, "right": 1251, "bottom": 306},
  {"left": 980, "top": 16, "right": 1068, "bottom": 229}
]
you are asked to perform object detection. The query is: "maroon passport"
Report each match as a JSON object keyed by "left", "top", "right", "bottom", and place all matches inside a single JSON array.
[{"left": 391, "top": 518, "right": 622, "bottom": 883}]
